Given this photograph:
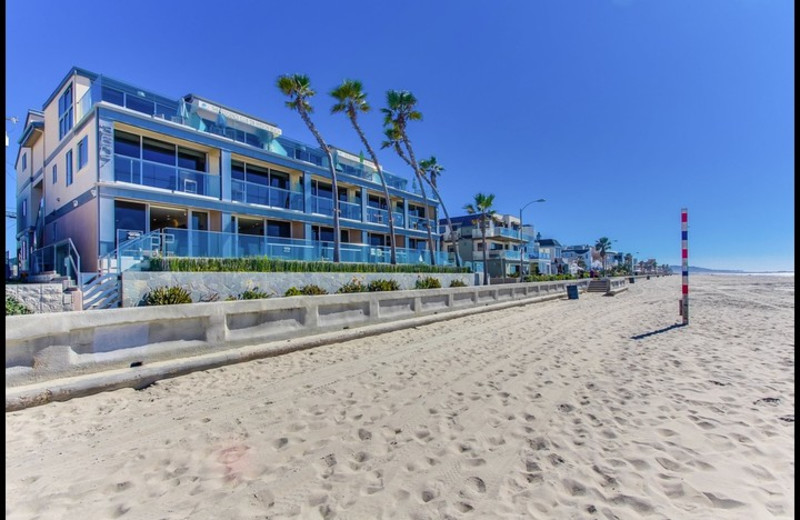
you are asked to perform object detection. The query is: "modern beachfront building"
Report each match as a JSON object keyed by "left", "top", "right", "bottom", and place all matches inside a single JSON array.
[
  {"left": 440, "top": 213, "right": 549, "bottom": 278},
  {"left": 13, "top": 67, "right": 445, "bottom": 287}
]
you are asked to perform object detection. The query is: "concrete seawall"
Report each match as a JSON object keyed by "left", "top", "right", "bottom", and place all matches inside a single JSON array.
[{"left": 6, "top": 278, "right": 609, "bottom": 410}]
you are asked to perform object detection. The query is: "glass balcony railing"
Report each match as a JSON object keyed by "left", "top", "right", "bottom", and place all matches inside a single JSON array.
[
  {"left": 114, "top": 155, "right": 221, "bottom": 198},
  {"left": 486, "top": 227, "right": 523, "bottom": 240},
  {"left": 231, "top": 179, "right": 303, "bottom": 210},
  {"left": 407, "top": 215, "right": 436, "bottom": 232},
  {"left": 134, "top": 227, "right": 453, "bottom": 266},
  {"left": 338, "top": 200, "right": 362, "bottom": 221},
  {"left": 487, "top": 250, "right": 521, "bottom": 261}
]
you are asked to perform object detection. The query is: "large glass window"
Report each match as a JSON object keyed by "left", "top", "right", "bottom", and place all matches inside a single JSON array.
[
  {"left": 177, "top": 147, "right": 206, "bottom": 172},
  {"left": 65, "top": 150, "right": 73, "bottom": 186},
  {"left": 77, "top": 136, "right": 88, "bottom": 169},
  {"left": 58, "top": 85, "right": 74, "bottom": 140},
  {"left": 312, "top": 180, "right": 332, "bottom": 198},
  {"left": 114, "top": 131, "right": 140, "bottom": 157},
  {"left": 312, "top": 226, "right": 335, "bottom": 242},
  {"left": 266, "top": 220, "right": 291, "bottom": 238},
  {"left": 52, "top": 165, "right": 57, "bottom": 184},
  {"left": 142, "top": 137, "right": 175, "bottom": 165},
  {"left": 114, "top": 201, "right": 147, "bottom": 242},
  {"left": 368, "top": 195, "right": 387, "bottom": 209},
  {"left": 232, "top": 159, "right": 289, "bottom": 188}
]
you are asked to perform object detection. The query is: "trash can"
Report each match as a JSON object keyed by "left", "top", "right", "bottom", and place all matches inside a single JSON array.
[
  {"left": 567, "top": 285, "right": 579, "bottom": 300},
  {"left": 629, "top": 277, "right": 635, "bottom": 283}
]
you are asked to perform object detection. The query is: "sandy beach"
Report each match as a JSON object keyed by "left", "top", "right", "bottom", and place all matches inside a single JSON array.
[{"left": 5, "top": 274, "right": 794, "bottom": 519}]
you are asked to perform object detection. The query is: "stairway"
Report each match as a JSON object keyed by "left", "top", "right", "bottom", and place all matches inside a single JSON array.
[
  {"left": 586, "top": 279, "right": 611, "bottom": 293},
  {"left": 81, "top": 272, "right": 122, "bottom": 310}
]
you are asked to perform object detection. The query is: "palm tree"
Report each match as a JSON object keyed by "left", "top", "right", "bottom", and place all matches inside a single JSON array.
[
  {"left": 625, "top": 253, "right": 633, "bottom": 275},
  {"left": 330, "top": 79, "right": 398, "bottom": 265},
  {"left": 381, "top": 90, "right": 437, "bottom": 265},
  {"left": 464, "top": 193, "right": 496, "bottom": 285},
  {"left": 277, "top": 74, "right": 341, "bottom": 263},
  {"left": 419, "top": 156, "right": 460, "bottom": 267},
  {"left": 595, "top": 237, "right": 612, "bottom": 274}
]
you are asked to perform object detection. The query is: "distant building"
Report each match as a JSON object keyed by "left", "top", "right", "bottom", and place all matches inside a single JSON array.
[
  {"left": 561, "top": 244, "right": 592, "bottom": 276},
  {"left": 440, "top": 213, "right": 547, "bottom": 278},
  {"left": 535, "top": 238, "right": 562, "bottom": 275}
]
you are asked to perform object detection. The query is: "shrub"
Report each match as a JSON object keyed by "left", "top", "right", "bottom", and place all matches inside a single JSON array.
[
  {"left": 285, "top": 284, "right": 328, "bottom": 297},
  {"left": 449, "top": 279, "right": 467, "bottom": 288},
  {"left": 367, "top": 278, "right": 400, "bottom": 292},
  {"left": 143, "top": 285, "right": 193, "bottom": 306},
  {"left": 5, "top": 295, "right": 31, "bottom": 315},
  {"left": 337, "top": 278, "right": 367, "bottom": 293},
  {"left": 227, "top": 286, "right": 272, "bottom": 300},
  {"left": 415, "top": 276, "right": 442, "bottom": 289},
  {"left": 300, "top": 284, "right": 328, "bottom": 295}
]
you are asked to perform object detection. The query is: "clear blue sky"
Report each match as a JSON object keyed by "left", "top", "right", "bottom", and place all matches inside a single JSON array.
[{"left": 5, "top": 0, "right": 794, "bottom": 271}]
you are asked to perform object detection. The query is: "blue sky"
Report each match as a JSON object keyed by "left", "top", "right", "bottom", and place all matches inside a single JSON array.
[{"left": 5, "top": 0, "right": 794, "bottom": 271}]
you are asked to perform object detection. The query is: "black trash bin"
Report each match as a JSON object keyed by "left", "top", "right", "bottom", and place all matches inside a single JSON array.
[
  {"left": 629, "top": 277, "right": 635, "bottom": 283},
  {"left": 567, "top": 285, "right": 579, "bottom": 300}
]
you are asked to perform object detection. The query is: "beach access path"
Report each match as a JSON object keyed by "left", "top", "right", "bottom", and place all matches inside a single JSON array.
[{"left": 5, "top": 275, "right": 794, "bottom": 519}]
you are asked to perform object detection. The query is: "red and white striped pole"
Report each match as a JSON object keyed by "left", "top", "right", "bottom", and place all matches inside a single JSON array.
[{"left": 680, "top": 208, "right": 689, "bottom": 324}]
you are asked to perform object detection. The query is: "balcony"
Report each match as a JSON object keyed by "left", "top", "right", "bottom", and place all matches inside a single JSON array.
[
  {"left": 407, "top": 215, "right": 436, "bottom": 232},
  {"left": 114, "top": 155, "right": 220, "bottom": 198},
  {"left": 121, "top": 227, "right": 452, "bottom": 266},
  {"left": 487, "top": 250, "right": 521, "bottom": 261},
  {"left": 231, "top": 179, "right": 303, "bottom": 211},
  {"left": 485, "top": 227, "right": 524, "bottom": 240}
]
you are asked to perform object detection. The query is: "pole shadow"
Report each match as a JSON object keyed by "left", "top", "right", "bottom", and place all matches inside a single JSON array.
[{"left": 631, "top": 323, "right": 686, "bottom": 340}]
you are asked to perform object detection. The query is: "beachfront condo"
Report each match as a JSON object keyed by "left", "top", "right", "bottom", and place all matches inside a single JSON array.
[
  {"left": 13, "top": 67, "right": 446, "bottom": 286},
  {"left": 439, "top": 214, "right": 551, "bottom": 278}
]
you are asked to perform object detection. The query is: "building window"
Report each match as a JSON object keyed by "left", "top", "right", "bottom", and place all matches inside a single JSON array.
[
  {"left": 77, "top": 136, "right": 88, "bottom": 169},
  {"left": 52, "top": 165, "right": 57, "bottom": 184},
  {"left": 59, "top": 85, "right": 74, "bottom": 140},
  {"left": 22, "top": 199, "right": 27, "bottom": 218},
  {"left": 21, "top": 153, "right": 27, "bottom": 171},
  {"left": 66, "top": 150, "right": 73, "bottom": 186}
]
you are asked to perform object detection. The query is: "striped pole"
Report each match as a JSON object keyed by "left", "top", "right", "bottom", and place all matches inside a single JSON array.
[{"left": 681, "top": 208, "right": 689, "bottom": 324}]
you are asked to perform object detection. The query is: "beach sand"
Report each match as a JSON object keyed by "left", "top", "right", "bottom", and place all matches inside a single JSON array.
[{"left": 5, "top": 274, "right": 794, "bottom": 519}]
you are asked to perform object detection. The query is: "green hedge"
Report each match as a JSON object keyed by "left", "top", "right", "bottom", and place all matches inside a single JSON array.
[{"left": 145, "top": 257, "right": 470, "bottom": 274}]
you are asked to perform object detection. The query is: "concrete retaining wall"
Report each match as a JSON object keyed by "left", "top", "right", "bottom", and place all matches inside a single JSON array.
[
  {"left": 122, "top": 271, "right": 482, "bottom": 307},
  {"left": 6, "top": 278, "right": 592, "bottom": 389}
]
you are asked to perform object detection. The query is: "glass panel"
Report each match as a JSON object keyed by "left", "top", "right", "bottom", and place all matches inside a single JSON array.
[
  {"left": 114, "top": 201, "right": 146, "bottom": 244},
  {"left": 270, "top": 171, "right": 289, "bottom": 190},
  {"left": 102, "top": 87, "right": 125, "bottom": 106},
  {"left": 178, "top": 147, "right": 206, "bottom": 172},
  {"left": 126, "top": 95, "right": 154, "bottom": 115},
  {"left": 266, "top": 220, "right": 290, "bottom": 238},
  {"left": 246, "top": 163, "right": 269, "bottom": 186},
  {"left": 142, "top": 137, "right": 175, "bottom": 165},
  {"left": 114, "top": 131, "right": 140, "bottom": 157},
  {"left": 231, "top": 160, "right": 245, "bottom": 180}
]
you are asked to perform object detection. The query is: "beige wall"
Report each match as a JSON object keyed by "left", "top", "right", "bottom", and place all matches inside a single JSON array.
[{"left": 44, "top": 118, "right": 96, "bottom": 216}]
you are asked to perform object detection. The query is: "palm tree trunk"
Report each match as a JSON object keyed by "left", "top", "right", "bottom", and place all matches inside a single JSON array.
[
  {"left": 298, "top": 108, "right": 340, "bottom": 263},
  {"left": 421, "top": 176, "right": 461, "bottom": 268},
  {"left": 481, "top": 213, "right": 489, "bottom": 285},
  {"left": 401, "top": 137, "right": 436, "bottom": 266},
  {"left": 350, "top": 118, "right": 398, "bottom": 265}
]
